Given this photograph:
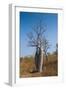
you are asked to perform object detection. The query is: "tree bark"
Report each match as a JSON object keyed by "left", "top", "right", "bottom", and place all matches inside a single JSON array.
[{"left": 39, "top": 48, "right": 43, "bottom": 72}]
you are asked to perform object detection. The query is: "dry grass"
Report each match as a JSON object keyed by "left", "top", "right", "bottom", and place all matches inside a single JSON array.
[{"left": 20, "top": 54, "right": 58, "bottom": 78}]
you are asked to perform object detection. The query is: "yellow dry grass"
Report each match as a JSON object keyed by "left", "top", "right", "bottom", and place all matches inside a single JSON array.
[{"left": 20, "top": 54, "right": 58, "bottom": 78}]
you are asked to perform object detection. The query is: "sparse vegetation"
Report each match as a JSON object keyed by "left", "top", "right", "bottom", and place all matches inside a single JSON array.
[{"left": 20, "top": 53, "right": 58, "bottom": 77}]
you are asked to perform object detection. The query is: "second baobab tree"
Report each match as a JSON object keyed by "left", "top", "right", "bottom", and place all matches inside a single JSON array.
[{"left": 27, "top": 20, "right": 50, "bottom": 72}]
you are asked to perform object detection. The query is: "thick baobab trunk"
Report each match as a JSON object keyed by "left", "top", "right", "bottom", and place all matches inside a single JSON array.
[
  {"left": 35, "top": 47, "right": 44, "bottom": 72},
  {"left": 39, "top": 47, "right": 44, "bottom": 72}
]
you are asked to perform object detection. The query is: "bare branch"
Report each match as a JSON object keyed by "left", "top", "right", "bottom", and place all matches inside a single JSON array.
[
  {"left": 27, "top": 19, "right": 49, "bottom": 53},
  {"left": 42, "top": 37, "right": 50, "bottom": 54}
]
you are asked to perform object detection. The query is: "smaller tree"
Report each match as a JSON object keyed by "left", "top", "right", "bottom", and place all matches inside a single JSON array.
[
  {"left": 56, "top": 43, "right": 58, "bottom": 56},
  {"left": 43, "top": 37, "right": 50, "bottom": 61},
  {"left": 53, "top": 43, "right": 58, "bottom": 56}
]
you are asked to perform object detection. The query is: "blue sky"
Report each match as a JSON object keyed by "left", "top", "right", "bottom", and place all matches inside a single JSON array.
[{"left": 20, "top": 12, "right": 58, "bottom": 57}]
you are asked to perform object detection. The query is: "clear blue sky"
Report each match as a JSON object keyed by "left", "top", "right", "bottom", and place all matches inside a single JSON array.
[{"left": 20, "top": 12, "right": 58, "bottom": 57}]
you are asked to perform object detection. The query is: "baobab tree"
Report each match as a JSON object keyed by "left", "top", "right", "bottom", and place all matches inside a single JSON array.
[{"left": 27, "top": 20, "right": 50, "bottom": 72}]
